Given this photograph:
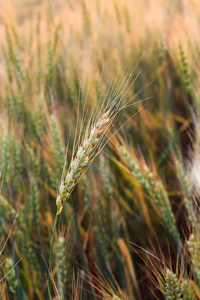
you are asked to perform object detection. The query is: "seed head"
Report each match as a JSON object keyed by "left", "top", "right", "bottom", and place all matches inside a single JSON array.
[{"left": 56, "top": 109, "right": 111, "bottom": 214}]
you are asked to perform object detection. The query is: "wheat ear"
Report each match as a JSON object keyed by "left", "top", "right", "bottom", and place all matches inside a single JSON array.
[{"left": 56, "top": 109, "right": 111, "bottom": 214}]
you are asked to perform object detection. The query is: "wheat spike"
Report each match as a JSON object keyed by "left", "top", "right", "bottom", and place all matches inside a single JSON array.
[{"left": 56, "top": 109, "right": 111, "bottom": 214}]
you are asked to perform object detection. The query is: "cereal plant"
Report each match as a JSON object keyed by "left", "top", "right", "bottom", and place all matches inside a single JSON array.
[{"left": 1, "top": 0, "right": 200, "bottom": 299}]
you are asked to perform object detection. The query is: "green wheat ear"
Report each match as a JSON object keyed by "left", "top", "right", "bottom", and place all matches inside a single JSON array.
[
  {"left": 26, "top": 144, "right": 41, "bottom": 180},
  {"left": 1, "top": 129, "right": 11, "bottom": 184},
  {"left": 5, "top": 26, "right": 25, "bottom": 82},
  {"left": 50, "top": 115, "right": 66, "bottom": 176},
  {"left": 47, "top": 164, "right": 60, "bottom": 191},
  {"left": 179, "top": 42, "right": 191, "bottom": 91},
  {"left": 188, "top": 234, "right": 200, "bottom": 284},
  {"left": 100, "top": 155, "right": 114, "bottom": 200},
  {"left": 46, "top": 38, "right": 55, "bottom": 93},
  {"left": 0, "top": 196, "right": 24, "bottom": 230},
  {"left": 164, "top": 268, "right": 195, "bottom": 300},
  {"left": 119, "top": 145, "right": 180, "bottom": 244},
  {"left": 5, "top": 258, "right": 18, "bottom": 295},
  {"left": 164, "top": 269, "right": 182, "bottom": 300},
  {"left": 175, "top": 157, "right": 199, "bottom": 228}
]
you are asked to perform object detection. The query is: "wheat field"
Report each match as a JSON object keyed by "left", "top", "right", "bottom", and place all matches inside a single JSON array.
[{"left": 1, "top": 0, "right": 200, "bottom": 299}]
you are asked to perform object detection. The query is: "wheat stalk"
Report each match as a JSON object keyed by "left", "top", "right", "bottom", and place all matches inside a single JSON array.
[
  {"left": 49, "top": 103, "right": 119, "bottom": 297},
  {"left": 47, "top": 66, "right": 141, "bottom": 296}
]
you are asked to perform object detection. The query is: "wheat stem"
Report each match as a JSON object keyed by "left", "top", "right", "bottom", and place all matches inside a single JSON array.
[{"left": 48, "top": 212, "right": 59, "bottom": 298}]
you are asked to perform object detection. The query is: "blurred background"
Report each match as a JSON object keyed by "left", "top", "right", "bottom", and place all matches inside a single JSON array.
[{"left": 0, "top": 0, "right": 200, "bottom": 299}]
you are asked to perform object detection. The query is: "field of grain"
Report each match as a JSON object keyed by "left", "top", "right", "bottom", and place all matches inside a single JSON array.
[{"left": 1, "top": 0, "right": 200, "bottom": 299}]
